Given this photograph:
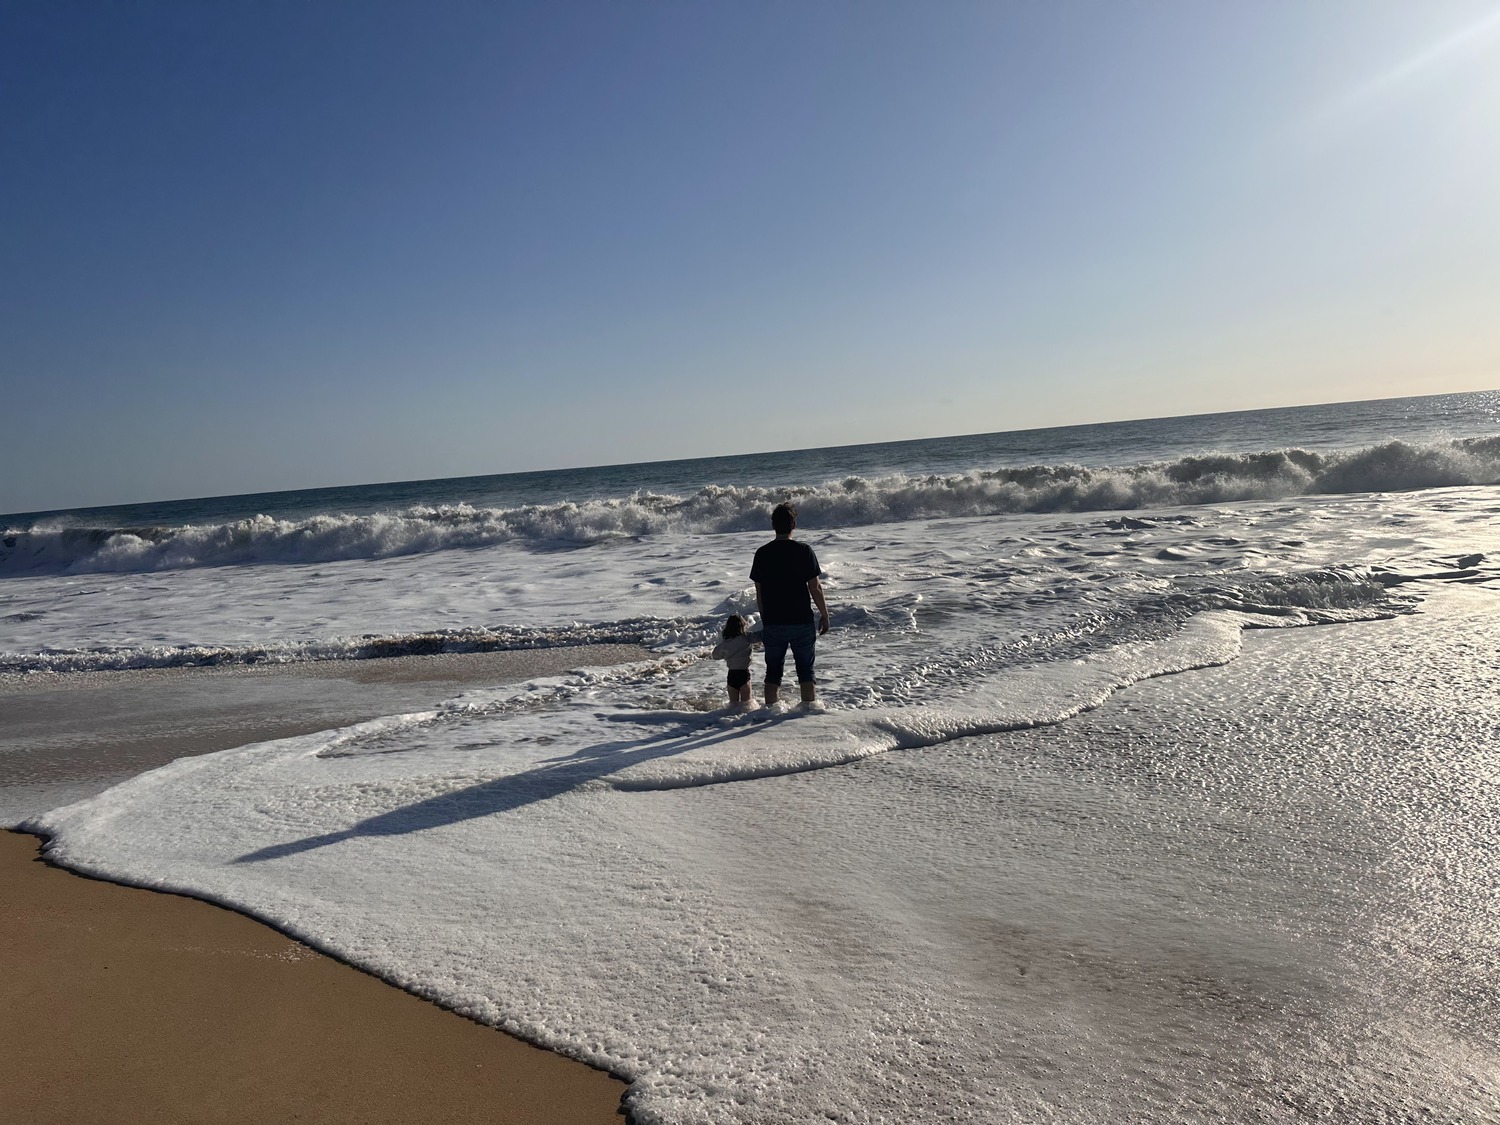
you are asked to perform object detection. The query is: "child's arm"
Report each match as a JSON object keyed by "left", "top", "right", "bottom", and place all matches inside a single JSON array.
[{"left": 710, "top": 640, "right": 728, "bottom": 660}]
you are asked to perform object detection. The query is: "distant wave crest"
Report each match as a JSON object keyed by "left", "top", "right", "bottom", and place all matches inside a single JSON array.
[{"left": 5, "top": 436, "right": 1499, "bottom": 576}]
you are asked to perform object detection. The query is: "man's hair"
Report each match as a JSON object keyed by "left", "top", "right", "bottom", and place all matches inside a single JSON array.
[{"left": 771, "top": 503, "right": 796, "bottom": 535}]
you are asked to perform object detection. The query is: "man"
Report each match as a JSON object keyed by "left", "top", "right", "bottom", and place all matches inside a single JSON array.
[{"left": 750, "top": 502, "right": 830, "bottom": 707}]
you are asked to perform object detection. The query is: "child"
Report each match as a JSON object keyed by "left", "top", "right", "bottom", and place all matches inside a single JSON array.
[{"left": 711, "top": 613, "right": 758, "bottom": 705}]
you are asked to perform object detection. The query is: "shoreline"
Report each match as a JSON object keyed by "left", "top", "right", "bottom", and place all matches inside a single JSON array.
[
  {"left": 2, "top": 646, "right": 649, "bottom": 1125},
  {"left": 0, "top": 644, "right": 652, "bottom": 826}
]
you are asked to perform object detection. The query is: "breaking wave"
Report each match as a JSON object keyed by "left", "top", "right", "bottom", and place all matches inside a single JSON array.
[{"left": 5, "top": 437, "right": 1499, "bottom": 576}]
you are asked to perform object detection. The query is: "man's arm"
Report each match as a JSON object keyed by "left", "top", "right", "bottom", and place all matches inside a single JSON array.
[
  {"left": 808, "top": 577, "right": 829, "bottom": 635},
  {"left": 754, "top": 581, "right": 765, "bottom": 619}
]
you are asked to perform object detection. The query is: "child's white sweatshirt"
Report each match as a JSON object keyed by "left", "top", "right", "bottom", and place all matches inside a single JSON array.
[{"left": 711, "top": 634, "right": 754, "bottom": 670}]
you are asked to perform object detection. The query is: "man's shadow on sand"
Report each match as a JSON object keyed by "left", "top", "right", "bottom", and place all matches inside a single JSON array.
[{"left": 233, "top": 711, "right": 769, "bottom": 865}]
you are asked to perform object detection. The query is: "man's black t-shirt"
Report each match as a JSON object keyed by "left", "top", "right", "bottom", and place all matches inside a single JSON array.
[{"left": 750, "top": 538, "right": 822, "bottom": 626}]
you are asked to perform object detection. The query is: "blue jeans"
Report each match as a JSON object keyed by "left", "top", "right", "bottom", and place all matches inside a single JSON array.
[{"left": 762, "top": 622, "right": 817, "bottom": 685}]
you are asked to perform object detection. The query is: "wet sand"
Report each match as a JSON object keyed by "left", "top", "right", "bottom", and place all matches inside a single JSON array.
[
  {"left": 1, "top": 647, "right": 649, "bottom": 1124},
  {"left": 0, "top": 645, "right": 651, "bottom": 824},
  {"left": 2, "top": 830, "right": 628, "bottom": 1124}
]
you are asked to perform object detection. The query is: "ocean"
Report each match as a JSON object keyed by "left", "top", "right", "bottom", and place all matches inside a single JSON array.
[{"left": 5, "top": 389, "right": 1499, "bottom": 1122}]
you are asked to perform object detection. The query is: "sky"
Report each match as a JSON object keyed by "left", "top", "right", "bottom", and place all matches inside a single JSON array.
[{"left": 4, "top": 0, "right": 1500, "bottom": 513}]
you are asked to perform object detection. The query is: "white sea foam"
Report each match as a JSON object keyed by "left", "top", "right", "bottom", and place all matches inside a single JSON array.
[
  {"left": 5, "top": 436, "right": 1499, "bottom": 577},
  {"left": 600, "top": 612, "right": 1245, "bottom": 790},
  {"left": 26, "top": 588, "right": 1500, "bottom": 1123}
]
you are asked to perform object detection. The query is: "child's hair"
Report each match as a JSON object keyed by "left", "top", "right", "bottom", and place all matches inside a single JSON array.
[{"left": 722, "top": 614, "right": 746, "bottom": 639}]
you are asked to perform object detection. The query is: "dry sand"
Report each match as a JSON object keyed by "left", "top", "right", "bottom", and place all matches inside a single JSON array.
[{"left": 1, "top": 647, "right": 651, "bottom": 1124}]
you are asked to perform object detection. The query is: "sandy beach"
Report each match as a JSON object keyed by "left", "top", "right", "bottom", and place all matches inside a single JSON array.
[{"left": 1, "top": 646, "right": 648, "bottom": 1125}]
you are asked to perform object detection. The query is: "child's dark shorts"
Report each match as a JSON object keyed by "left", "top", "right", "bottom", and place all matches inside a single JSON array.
[{"left": 727, "top": 669, "right": 751, "bottom": 689}]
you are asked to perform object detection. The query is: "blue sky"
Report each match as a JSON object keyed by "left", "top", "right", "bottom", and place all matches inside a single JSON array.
[{"left": 4, "top": 1, "right": 1499, "bottom": 512}]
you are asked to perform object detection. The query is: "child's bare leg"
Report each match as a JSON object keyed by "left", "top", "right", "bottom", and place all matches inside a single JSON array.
[{"left": 739, "top": 682, "right": 752, "bottom": 703}]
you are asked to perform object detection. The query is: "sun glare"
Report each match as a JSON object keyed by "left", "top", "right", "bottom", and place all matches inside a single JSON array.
[{"left": 1337, "top": 5, "right": 1500, "bottom": 110}]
